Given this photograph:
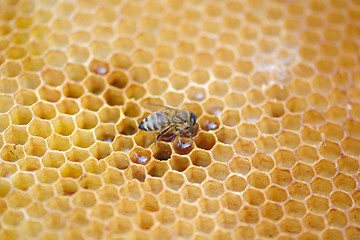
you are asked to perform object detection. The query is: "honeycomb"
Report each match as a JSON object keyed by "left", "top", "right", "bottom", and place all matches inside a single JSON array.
[{"left": 0, "top": 0, "right": 360, "bottom": 239}]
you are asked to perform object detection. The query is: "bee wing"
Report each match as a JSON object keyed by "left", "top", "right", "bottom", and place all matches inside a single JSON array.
[{"left": 144, "top": 103, "right": 176, "bottom": 111}]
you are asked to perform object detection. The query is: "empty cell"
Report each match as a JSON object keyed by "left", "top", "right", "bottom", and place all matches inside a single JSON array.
[
  {"left": 306, "top": 195, "right": 329, "bottom": 214},
  {"left": 238, "top": 205, "right": 259, "bottom": 224},
  {"left": 286, "top": 97, "right": 307, "bottom": 113},
  {"left": 214, "top": 127, "right": 237, "bottom": 144},
  {"left": 342, "top": 137, "right": 360, "bottom": 157},
  {"left": 51, "top": 115, "right": 75, "bottom": 136},
  {"left": 266, "top": 185, "right": 288, "bottom": 202},
  {"left": 106, "top": 71, "right": 129, "bottom": 89},
  {"left": 4, "top": 125, "right": 29, "bottom": 145},
  {"left": 56, "top": 99, "right": 80, "bottom": 115},
  {"left": 1, "top": 61, "right": 22, "bottom": 77},
  {"left": 98, "top": 185, "right": 120, "bottom": 203},
  {"left": 248, "top": 171, "right": 270, "bottom": 189},
  {"left": 14, "top": 89, "right": 38, "bottom": 106},
  {"left": 257, "top": 117, "right": 280, "bottom": 134},
  {"left": 150, "top": 142, "right": 172, "bottom": 161},
  {"left": 98, "top": 107, "right": 120, "bottom": 124},
  {"left": 207, "top": 162, "right": 229, "bottom": 181},
  {"left": 38, "top": 85, "right": 61, "bottom": 103},
  {"left": 30, "top": 184, "right": 54, "bottom": 202},
  {"left": 233, "top": 138, "right": 255, "bottom": 157},
  {"left": 255, "top": 135, "right": 277, "bottom": 153},
  {"left": 18, "top": 156, "right": 41, "bottom": 171},
  {"left": 243, "top": 188, "right": 265, "bottom": 206},
  {"left": 66, "top": 147, "right": 91, "bottom": 163},
  {"left": 75, "top": 111, "right": 98, "bottom": 130},
  {"left": 12, "top": 172, "right": 35, "bottom": 191},
  {"left": 9, "top": 106, "right": 32, "bottom": 125},
  {"left": 32, "top": 101, "right": 57, "bottom": 120},
  {"left": 103, "top": 88, "right": 125, "bottom": 106},
  {"left": 337, "top": 156, "right": 359, "bottom": 174},
  {"left": 292, "top": 162, "right": 315, "bottom": 182},
  {"left": 112, "top": 135, "right": 133, "bottom": 153},
  {"left": 59, "top": 162, "right": 83, "bottom": 178},
  {"left": 310, "top": 177, "right": 333, "bottom": 196},
  {"left": 229, "top": 156, "right": 251, "bottom": 174},
  {"left": 159, "top": 189, "right": 181, "bottom": 208},
  {"left": 47, "top": 133, "right": 71, "bottom": 151},
  {"left": 134, "top": 212, "right": 154, "bottom": 230},
  {"left": 281, "top": 114, "right": 301, "bottom": 131},
  {"left": 83, "top": 75, "right": 105, "bottom": 95},
  {"left": 211, "top": 144, "right": 234, "bottom": 162},
  {"left": 36, "top": 168, "right": 59, "bottom": 184},
  {"left": 319, "top": 140, "right": 342, "bottom": 160},
  {"left": 177, "top": 203, "right": 198, "bottom": 220},
  {"left": 7, "top": 191, "right": 32, "bottom": 208},
  {"left": 102, "top": 168, "right": 125, "bottom": 185},
  {"left": 325, "top": 106, "right": 347, "bottom": 123},
  {"left": 185, "top": 166, "right": 207, "bottom": 184},
  {"left": 134, "top": 131, "right": 156, "bottom": 149},
  {"left": 203, "top": 98, "right": 225, "bottom": 116},
  {"left": 108, "top": 216, "right": 132, "bottom": 234},
  {"left": 94, "top": 124, "right": 116, "bottom": 142},
  {"left": 79, "top": 94, "right": 104, "bottom": 111},
  {"left": 139, "top": 193, "right": 159, "bottom": 212},
  {"left": 203, "top": 180, "right": 224, "bottom": 198},
  {"left": 194, "top": 132, "right": 216, "bottom": 151},
  {"left": 303, "top": 213, "right": 325, "bottom": 231},
  {"left": 270, "top": 168, "right": 292, "bottom": 186},
  {"left": 28, "top": 118, "right": 53, "bottom": 138},
  {"left": 41, "top": 68, "right": 65, "bottom": 87},
  {"left": 0, "top": 78, "right": 18, "bottom": 94},
  {"left": 0, "top": 95, "right": 14, "bottom": 113},
  {"left": 277, "top": 131, "right": 300, "bottom": 149},
  {"left": 251, "top": 152, "right": 274, "bottom": 172},
  {"left": 63, "top": 82, "right": 85, "bottom": 99},
  {"left": 24, "top": 137, "right": 47, "bottom": 157},
  {"left": 147, "top": 160, "right": 169, "bottom": 177},
  {"left": 334, "top": 173, "right": 356, "bottom": 192},
  {"left": 154, "top": 207, "right": 175, "bottom": 226},
  {"left": 296, "top": 145, "right": 319, "bottom": 164},
  {"left": 42, "top": 151, "right": 65, "bottom": 168},
  {"left": 225, "top": 175, "right": 246, "bottom": 193},
  {"left": 89, "top": 141, "right": 112, "bottom": 160},
  {"left": 238, "top": 123, "right": 258, "bottom": 138},
  {"left": 168, "top": 155, "right": 190, "bottom": 172},
  {"left": 241, "top": 105, "right": 263, "bottom": 122},
  {"left": 45, "top": 50, "right": 67, "bottom": 67},
  {"left": 91, "top": 203, "right": 113, "bottom": 220},
  {"left": 3, "top": 209, "right": 24, "bottom": 226},
  {"left": 70, "top": 129, "right": 95, "bottom": 148}
]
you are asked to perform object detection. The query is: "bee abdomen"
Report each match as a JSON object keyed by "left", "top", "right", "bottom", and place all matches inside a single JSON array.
[{"left": 139, "top": 112, "right": 170, "bottom": 131}]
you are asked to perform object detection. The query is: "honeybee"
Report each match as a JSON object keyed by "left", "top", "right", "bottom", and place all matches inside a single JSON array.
[{"left": 138, "top": 104, "right": 198, "bottom": 143}]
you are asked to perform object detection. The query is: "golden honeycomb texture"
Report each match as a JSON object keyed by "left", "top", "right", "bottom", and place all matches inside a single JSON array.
[{"left": 0, "top": 0, "right": 360, "bottom": 239}]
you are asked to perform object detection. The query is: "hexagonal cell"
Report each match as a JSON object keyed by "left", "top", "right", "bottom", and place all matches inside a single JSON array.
[
  {"left": 87, "top": 59, "right": 109, "bottom": 75},
  {"left": 203, "top": 97, "right": 225, "bottom": 115},
  {"left": 56, "top": 99, "right": 80, "bottom": 115},
  {"left": 51, "top": 114, "right": 76, "bottom": 137},
  {"left": 3, "top": 209, "right": 24, "bottom": 226},
  {"left": 116, "top": 117, "right": 138, "bottom": 136},
  {"left": 0, "top": 94, "right": 14, "bottom": 113},
  {"left": 70, "top": 129, "right": 96, "bottom": 148},
  {"left": 172, "top": 137, "right": 194, "bottom": 155},
  {"left": 75, "top": 111, "right": 98, "bottom": 130},
  {"left": 129, "top": 147, "right": 152, "bottom": 165},
  {"left": 46, "top": 133, "right": 71, "bottom": 151},
  {"left": 138, "top": 193, "right": 159, "bottom": 213},
  {"left": 61, "top": 82, "right": 84, "bottom": 100},
  {"left": 1, "top": 61, "right": 22, "bottom": 78},
  {"left": 4, "top": 125, "right": 29, "bottom": 145},
  {"left": 208, "top": 81, "right": 229, "bottom": 97},
  {"left": 0, "top": 78, "right": 18, "bottom": 94},
  {"left": 215, "top": 127, "right": 237, "bottom": 144},
  {"left": 32, "top": 101, "right": 57, "bottom": 120},
  {"left": 203, "top": 180, "right": 225, "bottom": 198},
  {"left": 109, "top": 52, "right": 132, "bottom": 68},
  {"left": 194, "top": 132, "right": 216, "bottom": 151},
  {"left": 89, "top": 141, "right": 112, "bottom": 160},
  {"left": 211, "top": 143, "right": 233, "bottom": 163},
  {"left": 338, "top": 156, "right": 359, "bottom": 174},
  {"left": 24, "top": 137, "right": 47, "bottom": 157}
]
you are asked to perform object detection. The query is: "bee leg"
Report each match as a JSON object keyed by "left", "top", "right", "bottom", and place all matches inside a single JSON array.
[{"left": 155, "top": 125, "right": 173, "bottom": 145}]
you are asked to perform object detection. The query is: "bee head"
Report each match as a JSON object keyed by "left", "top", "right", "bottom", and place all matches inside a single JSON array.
[{"left": 189, "top": 111, "right": 197, "bottom": 136}]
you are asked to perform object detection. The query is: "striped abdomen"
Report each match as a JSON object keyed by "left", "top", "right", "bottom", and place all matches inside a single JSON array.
[{"left": 139, "top": 112, "right": 171, "bottom": 131}]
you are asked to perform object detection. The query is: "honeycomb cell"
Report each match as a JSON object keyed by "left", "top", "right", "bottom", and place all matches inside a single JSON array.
[
  {"left": 146, "top": 160, "right": 169, "bottom": 177},
  {"left": 310, "top": 177, "right": 333, "bottom": 196},
  {"left": 211, "top": 144, "right": 234, "bottom": 163},
  {"left": 0, "top": 78, "right": 18, "bottom": 94},
  {"left": 0, "top": 95, "right": 14, "bottom": 113},
  {"left": 89, "top": 141, "right": 112, "bottom": 160},
  {"left": 14, "top": 89, "right": 38, "bottom": 106},
  {"left": 247, "top": 171, "right": 270, "bottom": 189},
  {"left": 233, "top": 138, "right": 255, "bottom": 157},
  {"left": 4, "top": 125, "right": 29, "bottom": 145},
  {"left": 338, "top": 156, "right": 359, "bottom": 174},
  {"left": 18, "top": 156, "right": 41, "bottom": 171}
]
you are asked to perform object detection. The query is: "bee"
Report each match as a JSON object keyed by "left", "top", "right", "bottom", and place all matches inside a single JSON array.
[{"left": 138, "top": 104, "right": 198, "bottom": 143}]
